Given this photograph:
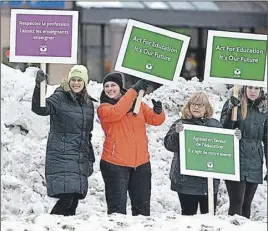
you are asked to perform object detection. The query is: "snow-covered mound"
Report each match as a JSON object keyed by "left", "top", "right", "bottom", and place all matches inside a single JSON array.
[{"left": 1, "top": 63, "right": 267, "bottom": 230}]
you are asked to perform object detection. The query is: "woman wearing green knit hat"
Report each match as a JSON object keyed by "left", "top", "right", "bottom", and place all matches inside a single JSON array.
[{"left": 31, "top": 64, "right": 97, "bottom": 216}]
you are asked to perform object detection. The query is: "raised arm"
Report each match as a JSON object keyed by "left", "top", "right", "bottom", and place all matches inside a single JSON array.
[
  {"left": 164, "top": 120, "right": 181, "bottom": 153},
  {"left": 32, "top": 85, "right": 62, "bottom": 116},
  {"left": 220, "top": 100, "right": 237, "bottom": 129},
  {"left": 31, "top": 70, "right": 61, "bottom": 116},
  {"left": 142, "top": 102, "right": 165, "bottom": 126},
  {"left": 97, "top": 89, "right": 137, "bottom": 122}
]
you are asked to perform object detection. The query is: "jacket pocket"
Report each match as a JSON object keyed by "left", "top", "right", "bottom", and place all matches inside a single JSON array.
[
  {"left": 170, "top": 156, "right": 184, "bottom": 183},
  {"left": 258, "top": 146, "right": 264, "bottom": 164},
  {"left": 62, "top": 136, "right": 66, "bottom": 153}
]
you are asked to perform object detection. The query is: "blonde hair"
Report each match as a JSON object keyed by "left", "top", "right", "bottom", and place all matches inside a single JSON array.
[
  {"left": 181, "top": 92, "right": 214, "bottom": 119},
  {"left": 240, "top": 92, "right": 248, "bottom": 120},
  {"left": 240, "top": 86, "right": 258, "bottom": 120}
]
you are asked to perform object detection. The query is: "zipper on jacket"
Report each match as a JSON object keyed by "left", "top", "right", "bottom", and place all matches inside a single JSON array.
[
  {"left": 79, "top": 104, "right": 84, "bottom": 194},
  {"left": 62, "top": 136, "right": 65, "bottom": 153},
  {"left": 134, "top": 142, "right": 137, "bottom": 170},
  {"left": 111, "top": 142, "right": 115, "bottom": 157},
  {"left": 133, "top": 119, "right": 137, "bottom": 169}
]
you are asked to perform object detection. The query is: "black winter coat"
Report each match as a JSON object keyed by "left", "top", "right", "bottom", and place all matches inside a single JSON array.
[
  {"left": 164, "top": 118, "right": 222, "bottom": 195},
  {"left": 221, "top": 98, "right": 267, "bottom": 183},
  {"left": 32, "top": 85, "right": 96, "bottom": 199}
]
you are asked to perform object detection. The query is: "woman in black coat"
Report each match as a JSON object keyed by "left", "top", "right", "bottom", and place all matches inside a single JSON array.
[
  {"left": 164, "top": 92, "right": 241, "bottom": 215},
  {"left": 164, "top": 92, "right": 221, "bottom": 215},
  {"left": 31, "top": 65, "right": 97, "bottom": 216},
  {"left": 220, "top": 85, "right": 267, "bottom": 219}
]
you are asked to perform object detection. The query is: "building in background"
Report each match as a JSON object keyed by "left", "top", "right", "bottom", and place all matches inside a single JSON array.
[
  {"left": 76, "top": 1, "right": 267, "bottom": 88},
  {"left": 1, "top": 0, "right": 74, "bottom": 84},
  {"left": 1, "top": 1, "right": 267, "bottom": 87}
]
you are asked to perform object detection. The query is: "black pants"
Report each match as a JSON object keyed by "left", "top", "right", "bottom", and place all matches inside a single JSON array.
[
  {"left": 100, "top": 160, "right": 152, "bottom": 216},
  {"left": 225, "top": 180, "right": 258, "bottom": 219},
  {"left": 50, "top": 193, "right": 79, "bottom": 216},
  {"left": 178, "top": 193, "right": 218, "bottom": 215}
]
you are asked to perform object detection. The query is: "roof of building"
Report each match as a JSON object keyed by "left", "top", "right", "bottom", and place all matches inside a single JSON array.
[{"left": 76, "top": 1, "right": 267, "bottom": 28}]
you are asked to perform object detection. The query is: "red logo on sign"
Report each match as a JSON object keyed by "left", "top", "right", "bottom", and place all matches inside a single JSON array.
[{"left": 5, "top": 49, "right": 10, "bottom": 58}]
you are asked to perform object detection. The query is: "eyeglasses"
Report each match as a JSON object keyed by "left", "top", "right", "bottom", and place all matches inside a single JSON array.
[
  {"left": 190, "top": 103, "right": 205, "bottom": 108},
  {"left": 247, "top": 86, "right": 260, "bottom": 90}
]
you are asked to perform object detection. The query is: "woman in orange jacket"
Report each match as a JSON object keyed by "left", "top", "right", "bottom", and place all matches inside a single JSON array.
[{"left": 97, "top": 72, "right": 165, "bottom": 216}]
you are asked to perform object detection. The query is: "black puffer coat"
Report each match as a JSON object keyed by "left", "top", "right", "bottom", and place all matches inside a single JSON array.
[
  {"left": 31, "top": 82, "right": 96, "bottom": 199},
  {"left": 164, "top": 118, "right": 222, "bottom": 195},
  {"left": 221, "top": 91, "right": 267, "bottom": 183}
]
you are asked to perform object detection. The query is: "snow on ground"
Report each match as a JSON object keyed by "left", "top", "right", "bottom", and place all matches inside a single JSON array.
[{"left": 1, "top": 63, "right": 267, "bottom": 230}]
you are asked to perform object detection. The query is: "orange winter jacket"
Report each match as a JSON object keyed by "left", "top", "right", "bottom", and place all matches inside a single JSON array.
[{"left": 97, "top": 88, "right": 165, "bottom": 167}]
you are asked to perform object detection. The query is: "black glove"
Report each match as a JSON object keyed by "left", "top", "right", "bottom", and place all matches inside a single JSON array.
[
  {"left": 152, "top": 99, "right": 162, "bottom": 114},
  {"left": 88, "top": 161, "right": 93, "bottom": 177},
  {"left": 264, "top": 174, "right": 267, "bottom": 181},
  {"left": 234, "top": 128, "right": 242, "bottom": 140},
  {"left": 229, "top": 96, "right": 240, "bottom": 109},
  {"left": 35, "top": 69, "right": 48, "bottom": 87},
  {"left": 131, "top": 79, "right": 149, "bottom": 93}
]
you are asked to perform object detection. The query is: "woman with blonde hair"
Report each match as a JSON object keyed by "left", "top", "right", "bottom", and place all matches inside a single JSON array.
[
  {"left": 221, "top": 85, "right": 267, "bottom": 219},
  {"left": 164, "top": 92, "right": 240, "bottom": 215}
]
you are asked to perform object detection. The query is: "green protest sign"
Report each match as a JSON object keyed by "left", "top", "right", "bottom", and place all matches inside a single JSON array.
[
  {"left": 204, "top": 30, "right": 267, "bottom": 87},
  {"left": 180, "top": 124, "right": 240, "bottom": 181},
  {"left": 115, "top": 19, "right": 190, "bottom": 85}
]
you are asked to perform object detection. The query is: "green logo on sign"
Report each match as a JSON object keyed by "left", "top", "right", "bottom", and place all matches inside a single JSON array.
[
  {"left": 179, "top": 124, "right": 240, "bottom": 181},
  {"left": 204, "top": 30, "right": 267, "bottom": 87},
  {"left": 122, "top": 26, "right": 183, "bottom": 80},
  {"left": 115, "top": 20, "right": 190, "bottom": 85},
  {"left": 185, "top": 130, "right": 235, "bottom": 174},
  {"left": 211, "top": 37, "right": 266, "bottom": 81}
]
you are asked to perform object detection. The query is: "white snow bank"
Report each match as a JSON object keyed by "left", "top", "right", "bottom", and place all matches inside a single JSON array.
[{"left": 1, "top": 63, "right": 267, "bottom": 230}]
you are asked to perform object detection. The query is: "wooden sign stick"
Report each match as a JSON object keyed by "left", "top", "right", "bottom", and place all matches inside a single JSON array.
[
  {"left": 133, "top": 90, "right": 144, "bottom": 114},
  {"left": 231, "top": 85, "right": 240, "bottom": 121},
  {"left": 208, "top": 177, "right": 214, "bottom": 215},
  {"left": 40, "top": 63, "right": 46, "bottom": 107}
]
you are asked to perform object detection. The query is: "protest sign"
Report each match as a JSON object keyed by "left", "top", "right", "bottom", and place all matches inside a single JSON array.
[
  {"left": 115, "top": 19, "right": 190, "bottom": 85},
  {"left": 204, "top": 30, "right": 267, "bottom": 87},
  {"left": 9, "top": 9, "right": 78, "bottom": 64},
  {"left": 179, "top": 124, "right": 240, "bottom": 181},
  {"left": 9, "top": 9, "right": 78, "bottom": 107}
]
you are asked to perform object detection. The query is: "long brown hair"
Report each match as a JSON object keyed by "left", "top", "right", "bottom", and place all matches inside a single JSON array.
[
  {"left": 240, "top": 86, "right": 262, "bottom": 120},
  {"left": 181, "top": 92, "right": 214, "bottom": 119},
  {"left": 240, "top": 90, "right": 248, "bottom": 120},
  {"left": 60, "top": 76, "right": 90, "bottom": 104}
]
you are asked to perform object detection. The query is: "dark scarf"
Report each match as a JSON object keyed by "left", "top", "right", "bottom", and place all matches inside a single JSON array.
[
  {"left": 74, "top": 92, "right": 83, "bottom": 105},
  {"left": 181, "top": 117, "right": 207, "bottom": 125},
  {"left": 65, "top": 87, "right": 98, "bottom": 106},
  {"left": 100, "top": 88, "right": 136, "bottom": 113},
  {"left": 190, "top": 117, "right": 208, "bottom": 125}
]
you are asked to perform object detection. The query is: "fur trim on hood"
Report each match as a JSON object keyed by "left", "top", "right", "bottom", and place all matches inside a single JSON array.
[
  {"left": 59, "top": 77, "right": 97, "bottom": 103},
  {"left": 227, "top": 86, "right": 267, "bottom": 113}
]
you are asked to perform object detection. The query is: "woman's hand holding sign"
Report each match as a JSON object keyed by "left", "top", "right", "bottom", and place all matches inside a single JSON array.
[
  {"left": 35, "top": 69, "right": 48, "bottom": 87},
  {"left": 175, "top": 121, "right": 184, "bottom": 133},
  {"left": 132, "top": 79, "right": 149, "bottom": 114}
]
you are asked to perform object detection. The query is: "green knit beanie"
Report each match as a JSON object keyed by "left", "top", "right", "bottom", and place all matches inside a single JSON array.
[{"left": 68, "top": 65, "right": 89, "bottom": 85}]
